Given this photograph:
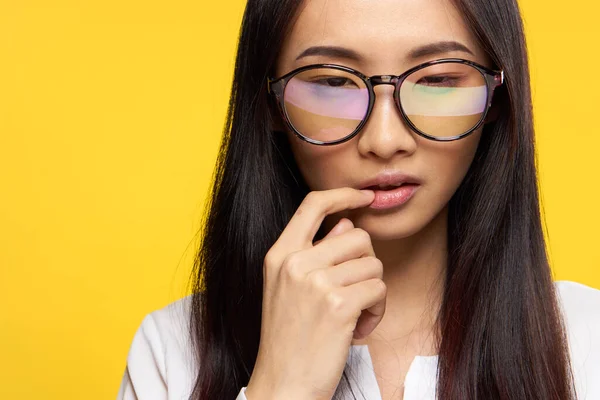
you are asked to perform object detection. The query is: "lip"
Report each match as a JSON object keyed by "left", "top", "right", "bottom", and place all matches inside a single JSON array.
[
  {"left": 368, "top": 184, "right": 420, "bottom": 209},
  {"left": 356, "top": 170, "right": 422, "bottom": 210},
  {"left": 357, "top": 170, "right": 422, "bottom": 190}
]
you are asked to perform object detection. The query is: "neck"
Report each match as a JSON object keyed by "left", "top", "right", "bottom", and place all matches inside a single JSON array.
[{"left": 351, "top": 206, "right": 448, "bottom": 353}]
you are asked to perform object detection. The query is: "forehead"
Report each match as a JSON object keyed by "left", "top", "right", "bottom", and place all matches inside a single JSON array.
[{"left": 276, "top": 0, "right": 488, "bottom": 75}]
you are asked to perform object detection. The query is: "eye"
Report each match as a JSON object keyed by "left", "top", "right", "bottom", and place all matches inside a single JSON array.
[
  {"left": 313, "top": 77, "right": 359, "bottom": 88},
  {"left": 417, "top": 75, "right": 461, "bottom": 87}
]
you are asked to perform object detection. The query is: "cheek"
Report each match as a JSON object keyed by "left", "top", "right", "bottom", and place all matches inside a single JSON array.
[
  {"left": 285, "top": 132, "right": 353, "bottom": 190},
  {"left": 425, "top": 130, "right": 482, "bottom": 192}
]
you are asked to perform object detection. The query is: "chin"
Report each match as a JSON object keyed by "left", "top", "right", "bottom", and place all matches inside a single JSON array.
[
  {"left": 352, "top": 212, "right": 427, "bottom": 241},
  {"left": 350, "top": 202, "right": 448, "bottom": 242}
]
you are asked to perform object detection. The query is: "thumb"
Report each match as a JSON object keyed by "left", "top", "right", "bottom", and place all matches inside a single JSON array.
[{"left": 313, "top": 218, "right": 354, "bottom": 246}]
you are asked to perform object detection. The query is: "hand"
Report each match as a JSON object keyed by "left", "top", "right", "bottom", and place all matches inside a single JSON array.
[{"left": 245, "top": 188, "right": 387, "bottom": 400}]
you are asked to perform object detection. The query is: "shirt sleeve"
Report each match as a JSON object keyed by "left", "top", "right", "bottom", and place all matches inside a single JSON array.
[
  {"left": 116, "top": 312, "right": 249, "bottom": 400},
  {"left": 555, "top": 280, "right": 600, "bottom": 399},
  {"left": 116, "top": 314, "right": 168, "bottom": 399}
]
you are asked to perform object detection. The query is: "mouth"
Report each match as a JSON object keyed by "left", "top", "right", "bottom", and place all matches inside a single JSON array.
[
  {"left": 357, "top": 171, "right": 422, "bottom": 210},
  {"left": 365, "top": 183, "right": 421, "bottom": 210},
  {"left": 362, "top": 182, "right": 418, "bottom": 191}
]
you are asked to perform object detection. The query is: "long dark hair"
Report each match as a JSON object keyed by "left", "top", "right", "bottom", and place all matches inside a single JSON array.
[{"left": 188, "top": 0, "right": 577, "bottom": 399}]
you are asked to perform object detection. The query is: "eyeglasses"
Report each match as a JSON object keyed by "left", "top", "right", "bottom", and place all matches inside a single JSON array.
[{"left": 267, "top": 58, "right": 504, "bottom": 145}]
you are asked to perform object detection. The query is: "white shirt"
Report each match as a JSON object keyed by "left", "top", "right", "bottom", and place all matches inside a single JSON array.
[{"left": 117, "top": 280, "right": 600, "bottom": 399}]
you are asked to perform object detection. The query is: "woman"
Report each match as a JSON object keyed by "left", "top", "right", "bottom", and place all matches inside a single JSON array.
[{"left": 117, "top": 0, "right": 600, "bottom": 399}]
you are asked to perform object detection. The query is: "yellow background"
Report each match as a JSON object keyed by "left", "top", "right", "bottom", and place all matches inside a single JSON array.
[{"left": 0, "top": 0, "right": 598, "bottom": 398}]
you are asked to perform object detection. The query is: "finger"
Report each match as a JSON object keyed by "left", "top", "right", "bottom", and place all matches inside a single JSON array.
[
  {"left": 313, "top": 218, "right": 354, "bottom": 246},
  {"left": 313, "top": 256, "right": 383, "bottom": 287},
  {"left": 273, "top": 188, "right": 374, "bottom": 255},
  {"left": 337, "top": 279, "right": 387, "bottom": 340},
  {"left": 309, "top": 227, "right": 376, "bottom": 268},
  {"left": 354, "top": 304, "right": 386, "bottom": 340}
]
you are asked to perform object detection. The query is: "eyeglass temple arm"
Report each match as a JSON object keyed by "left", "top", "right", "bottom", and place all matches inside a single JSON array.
[
  {"left": 494, "top": 70, "right": 504, "bottom": 87},
  {"left": 267, "top": 77, "right": 279, "bottom": 95}
]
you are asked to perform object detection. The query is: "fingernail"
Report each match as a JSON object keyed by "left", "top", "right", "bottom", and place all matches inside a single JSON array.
[{"left": 360, "top": 189, "right": 374, "bottom": 198}]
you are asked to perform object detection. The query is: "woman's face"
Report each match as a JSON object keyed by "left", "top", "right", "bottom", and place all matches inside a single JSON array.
[{"left": 274, "top": 0, "right": 492, "bottom": 241}]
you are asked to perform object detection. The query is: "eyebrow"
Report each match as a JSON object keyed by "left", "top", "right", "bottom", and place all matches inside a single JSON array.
[
  {"left": 295, "top": 41, "right": 474, "bottom": 62},
  {"left": 408, "top": 41, "right": 474, "bottom": 59},
  {"left": 295, "top": 45, "right": 362, "bottom": 62}
]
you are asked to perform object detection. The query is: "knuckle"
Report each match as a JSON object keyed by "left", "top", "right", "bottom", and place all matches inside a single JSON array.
[
  {"left": 308, "top": 270, "right": 330, "bottom": 290},
  {"left": 304, "top": 190, "right": 339, "bottom": 215},
  {"left": 352, "top": 228, "right": 371, "bottom": 242},
  {"left": 324, "top": 291, "right": 347, "bottom": 314},
  {"left": 373, "top": 279, "right": 387, "bottom": 296},
  {"left": 367, "top": 256, "right": 384, "bottom": 275},
  {"left": 263, "top": 250, "right": 278, "bottom": 268},
  {"left": 303, "top": 191, "right": 321, "bottom": 207},
  {"left": 373, "top": 256, "right": 384, "bottom": 269},
  {"left": 281, "top": 252, "right": 305, "bottom": 280}
]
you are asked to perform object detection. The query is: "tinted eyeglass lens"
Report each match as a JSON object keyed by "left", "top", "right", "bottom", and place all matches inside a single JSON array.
[
  {"left": 283, "top": 68, "right": 369, "bottom": 143},
  {"left": 399, "top": 63, "right": 488, "bottom": 138}
]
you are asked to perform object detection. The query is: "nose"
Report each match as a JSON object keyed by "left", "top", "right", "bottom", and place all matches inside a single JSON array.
[{"left": 356, "top": 84, "right": 418, "bottom": 159}]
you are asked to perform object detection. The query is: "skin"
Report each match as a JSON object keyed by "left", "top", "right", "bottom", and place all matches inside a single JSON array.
[{"left": 271, "top": 0, "right": 494, "bottom": 398}]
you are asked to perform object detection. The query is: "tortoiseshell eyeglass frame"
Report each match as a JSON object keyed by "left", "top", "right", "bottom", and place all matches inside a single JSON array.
[{"left": 267, "top": 58, "right": 504, "bottom": 145}]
